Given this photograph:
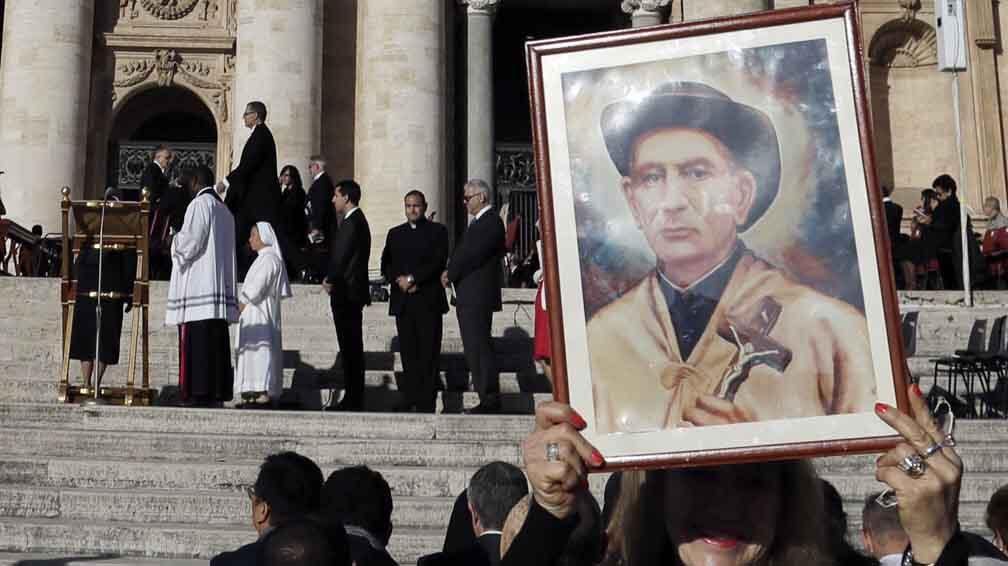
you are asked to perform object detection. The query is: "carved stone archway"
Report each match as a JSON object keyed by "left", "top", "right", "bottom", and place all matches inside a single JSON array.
[
  {"left": 867, "top": 17, "right": 939, "bottom": 190},
  {"left": 110, "top": 48, "right": 235, "bottom": 184}
]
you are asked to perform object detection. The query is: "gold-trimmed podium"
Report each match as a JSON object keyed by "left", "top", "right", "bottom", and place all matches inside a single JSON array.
[{"left": 58, "top": 187, "right": 156, "bottom": 405}]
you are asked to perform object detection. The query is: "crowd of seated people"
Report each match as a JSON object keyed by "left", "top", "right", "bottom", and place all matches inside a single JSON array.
[{"left": 215, "top": 382, "right": 1008, "bottom": 566}]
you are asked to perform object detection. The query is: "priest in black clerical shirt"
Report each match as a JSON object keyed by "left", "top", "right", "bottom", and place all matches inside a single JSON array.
[{"left": 380, "top": 190, "right": 449, "bottom": 413}]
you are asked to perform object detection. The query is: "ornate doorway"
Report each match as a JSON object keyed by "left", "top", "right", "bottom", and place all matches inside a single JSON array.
[{"left": 108, "top": 86, "right": 217, "bottom": 195}]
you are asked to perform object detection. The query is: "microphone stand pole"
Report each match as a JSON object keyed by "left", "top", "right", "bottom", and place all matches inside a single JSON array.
[{"left": 83, "top": 195, "right": 110, "bottom": 406}]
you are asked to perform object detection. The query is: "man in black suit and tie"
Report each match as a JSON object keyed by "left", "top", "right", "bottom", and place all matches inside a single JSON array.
[
  {"left": 216, "top": 100, "right": 282, "bottom": 278},
  {"left": 305, "top": 155, "right": 336, "bottom": 281},
  {"left": 324, "top": 180, "right": 371, "bottom": 411},
  {"left": 417, "top": 462, "right": 527, "bottom": 566},
  {"left": 381, "top": 190, "right": 449, "bottom": 413},
  {"left": 441, "top": 179, "right": 505, "bottom": 415},
  {"left": 141, "top": 145, "right": 174, "bottom": 279}
]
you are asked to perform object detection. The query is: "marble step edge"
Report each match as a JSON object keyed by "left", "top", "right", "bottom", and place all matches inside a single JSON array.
[
  {"left": 0, "top": 485, "right": 457, "bottom": 528},
  {"left": 0, "top": 516, "right": 444, "bottom": 563}
]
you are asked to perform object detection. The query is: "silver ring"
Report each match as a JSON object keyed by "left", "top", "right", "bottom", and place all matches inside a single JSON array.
[
  {"left": 897, "top": 453, "right": 927, "bottom": 478},
  {"left": 546, "top": 442, "right": 560, "bottom": 462},
  {"left": 941, "top": 433, "right": 957, "bottom": 448},
  {"left": 921, "top": 442, "right": 942, "bottom": 459}
]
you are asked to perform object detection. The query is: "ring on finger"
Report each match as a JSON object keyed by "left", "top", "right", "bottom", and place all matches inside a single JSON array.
[
  {"left": 920, "top": 441, "right": 942, "bottom": 459},
  {"left": 546, "top": 442, "right": 560, "bottom": 462},
  {"left": 941, "top": 433, "right": 957, "bottom": 448},
  {"left": 897, "top": 453, "right": 927, "bottom": 478}
]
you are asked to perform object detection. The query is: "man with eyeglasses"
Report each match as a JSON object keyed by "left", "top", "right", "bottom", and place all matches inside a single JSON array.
[
  {"left": 217, "top": 100, "right": 283, "bottom": 279},
  {"left": 211, "top": 451, "right": 325, "bottom": 566},
  {"left": 441, "top": 179, "right": 505, "bottom": 414}
]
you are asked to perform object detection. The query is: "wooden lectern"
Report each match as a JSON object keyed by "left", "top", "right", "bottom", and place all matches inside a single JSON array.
[{"left": 59, "top": 187, "right": 155, "bottom": 405}]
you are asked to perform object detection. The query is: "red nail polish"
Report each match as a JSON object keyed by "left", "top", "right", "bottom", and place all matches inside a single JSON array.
[
  {"left": 590, "top": 449, "right": 605, "bottom": 467},
  {"left": 569, "top": 410, "right": 587, "bottom": 430},
  {"left": 912, "top": 383, "right": 923, "bottom": 398},
  {"left": 874, "top": 402, "right": 889, "bottom": 414}
]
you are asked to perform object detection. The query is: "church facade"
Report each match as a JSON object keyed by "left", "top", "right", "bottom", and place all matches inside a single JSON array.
[{"left": 0, "top": 0, "right": 1004, "bottom": 267}]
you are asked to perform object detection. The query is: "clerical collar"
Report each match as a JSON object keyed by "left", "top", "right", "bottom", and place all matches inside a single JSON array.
[
  {"left": 658, "top": 243, "right": 743, "bottom": 296},
  {"left": 657, "top": 243, "right": 744, "bottom": 360},
  {"left": 409, "top": 217, "right": 426, "bottom": 229}
]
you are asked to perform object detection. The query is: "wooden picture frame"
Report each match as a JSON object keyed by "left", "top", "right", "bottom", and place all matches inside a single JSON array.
[{"left": 526, "top": 2, "right": 910, "bottom": 470}]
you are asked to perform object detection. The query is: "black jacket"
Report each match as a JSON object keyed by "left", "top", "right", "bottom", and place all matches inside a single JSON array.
[
  {"left": 446, "top": 210, "right": 505, "bottom": 312},
  {"left": 328, "top": 208, "right": 372, "bottom": 306},
  {"left": 419, "top": 533, "right": 502, "bottom": 566},
  {"left": 381, "top": 219, "right": 449, "bottom": 316},
  {"left": 306, "top": 172, "right": 336, "bottom": 238},
  {"left": 226, "top": 124, "right": 281, "bottom": 227},
  {"left": 140, "top": 161, "right": 171, "bottom": 204},
  {"left": 281, "top": 185, "right": 308, "bottom": 248},
  {"left": 931, "top": 196, "right": 961, "bottom": 252},
  {"left": 884, "top": 200, "right": 902, "bottom": 249},
  {"left": 209, "top": 540, "right": 259, "bottom": 566}
]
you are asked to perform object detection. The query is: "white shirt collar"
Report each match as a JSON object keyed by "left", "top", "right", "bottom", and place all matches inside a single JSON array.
[
  {"left": 155, "top": 162, "right": 166, "bottom": 175},
  {"left": 474, "top": 205, "right": 491, "bottom": 220},
  {"left": 478, "top": 530, "right": 503, "bottom": 537},
  {"left": 344, "top": 206, "right": 359, "bottom": 219},
  {"left": 883, "top": 196, "right": 892, "bottom": 203},
  {"left": 313, "top": 171, "right": 324, "bottom": 182}
]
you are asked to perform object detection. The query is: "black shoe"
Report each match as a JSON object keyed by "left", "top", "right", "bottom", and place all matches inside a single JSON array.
[
  {"left": 463, "top": 402, "right": 501, "bottom": 415},
  {"left": 327, "top": 399, "right": 363, "bottom": 412}
]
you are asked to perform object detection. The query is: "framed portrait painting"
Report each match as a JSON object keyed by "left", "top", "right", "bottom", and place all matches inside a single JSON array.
[{"left": 526, "top": 2, "right": 910, "bottom": 468}]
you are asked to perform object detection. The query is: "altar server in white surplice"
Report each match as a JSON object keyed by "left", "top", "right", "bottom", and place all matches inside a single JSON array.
[{"left": 234, "top": 221, "right": 292, "bottom": 406}]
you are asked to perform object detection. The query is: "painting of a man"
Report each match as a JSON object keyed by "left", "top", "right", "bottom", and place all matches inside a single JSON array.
[{"left": 586, "top": 81, "right": 877, "bottom": 434}]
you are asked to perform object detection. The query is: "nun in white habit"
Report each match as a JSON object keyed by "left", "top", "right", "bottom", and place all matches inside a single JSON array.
[{"left": 234, "top": 221, "right": 292, "bottom": 405}]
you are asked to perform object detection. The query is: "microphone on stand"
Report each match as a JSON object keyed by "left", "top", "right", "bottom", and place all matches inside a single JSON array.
[{"left": 84, "top": 187, "right": 117, "bottom": 406}]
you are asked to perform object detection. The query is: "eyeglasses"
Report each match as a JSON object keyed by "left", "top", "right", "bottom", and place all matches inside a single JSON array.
[
  {"left": 462, "top": 193, "right": 481, "bottom": 203},
  {"left": 244, "top": 485, "right": 256, "bottom": 500}
]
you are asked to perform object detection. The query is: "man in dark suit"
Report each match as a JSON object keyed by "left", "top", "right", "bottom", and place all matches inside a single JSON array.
[
  {"left": 141, "top": 145, "right": 175, "bottom": 279},
  {"left": 418, "top": 462, "right": 527, "bottom": 566},
  {"left": 305, "top": 155, "right": 336, "bottom": 281},
  {"left": 381, "top": 190, "right": 449, "bottom": 413},
  {"left": 321, "top": 466, "right": 399, "bottom": 566},
  {"left": 140, "top": 145, "right": 172, "bottom": 204},
  {"left": 217, "top": 100, "right": 282, "bottom": 279},
  {"left": 324, "top": 179, "right": 371, "bottom": 411},
  {"left": 441, "top": 179, "right": 505, "bottom": 414},
  {"left": 210, "top": 451, "right": 324, "bottom": 566},
  {"left": 927, "top": 174, "right": 963, "bottom": 289}
]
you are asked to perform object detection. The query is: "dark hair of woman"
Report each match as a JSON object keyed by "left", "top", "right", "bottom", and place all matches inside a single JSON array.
[{"left": 612, "top": 461, "right": 833, "bottom": 566}]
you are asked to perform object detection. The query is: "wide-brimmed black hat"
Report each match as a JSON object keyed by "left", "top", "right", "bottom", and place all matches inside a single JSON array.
[{"left": 601, "top": 81, "right": 781, "bottom": 231}]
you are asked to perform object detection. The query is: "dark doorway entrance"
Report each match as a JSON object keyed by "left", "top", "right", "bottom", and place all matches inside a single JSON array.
[{"left": 109, "top": 86, "right": 217, "bottom": 194}]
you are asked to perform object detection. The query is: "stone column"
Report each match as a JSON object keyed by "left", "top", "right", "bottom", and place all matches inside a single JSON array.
[
  {"left": 963, "top": 0, "right": 1007, "bottom": 210},
  {"left": 463, "top": 0, "right": 499, "bottom": 203},
  {"left": 232, "top": 0, "right": 323, "bottom": 179},
  {"left": 622, "top": 0, "right": 670, "bottom": 28},
  {"left": 0, "top": 1, "right": 94, "bottom": 230},
  {"left": 682, "top": 0, "right": 768, "bottom": 20},
  {"left": 355, "top": 0, "right": 447, "bottom": 269}
]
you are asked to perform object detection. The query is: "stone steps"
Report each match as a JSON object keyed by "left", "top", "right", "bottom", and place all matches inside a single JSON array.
[
  {"left": 0, "top": 553, "right": 206, "bottom": 566},
  {"left": 0, "top": 486, "right": 455, "bottom": 531},
  {"left": 0, "top": 516, "right": 443, "bottom": 562}
]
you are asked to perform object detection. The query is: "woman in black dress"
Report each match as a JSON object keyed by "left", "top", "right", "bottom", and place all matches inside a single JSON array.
[
  {"left": 68, "top": 242, "right": 136, "bottom": 389},
  {"left": 278, "top": 164, "right": 307, "bottom": 281}
]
